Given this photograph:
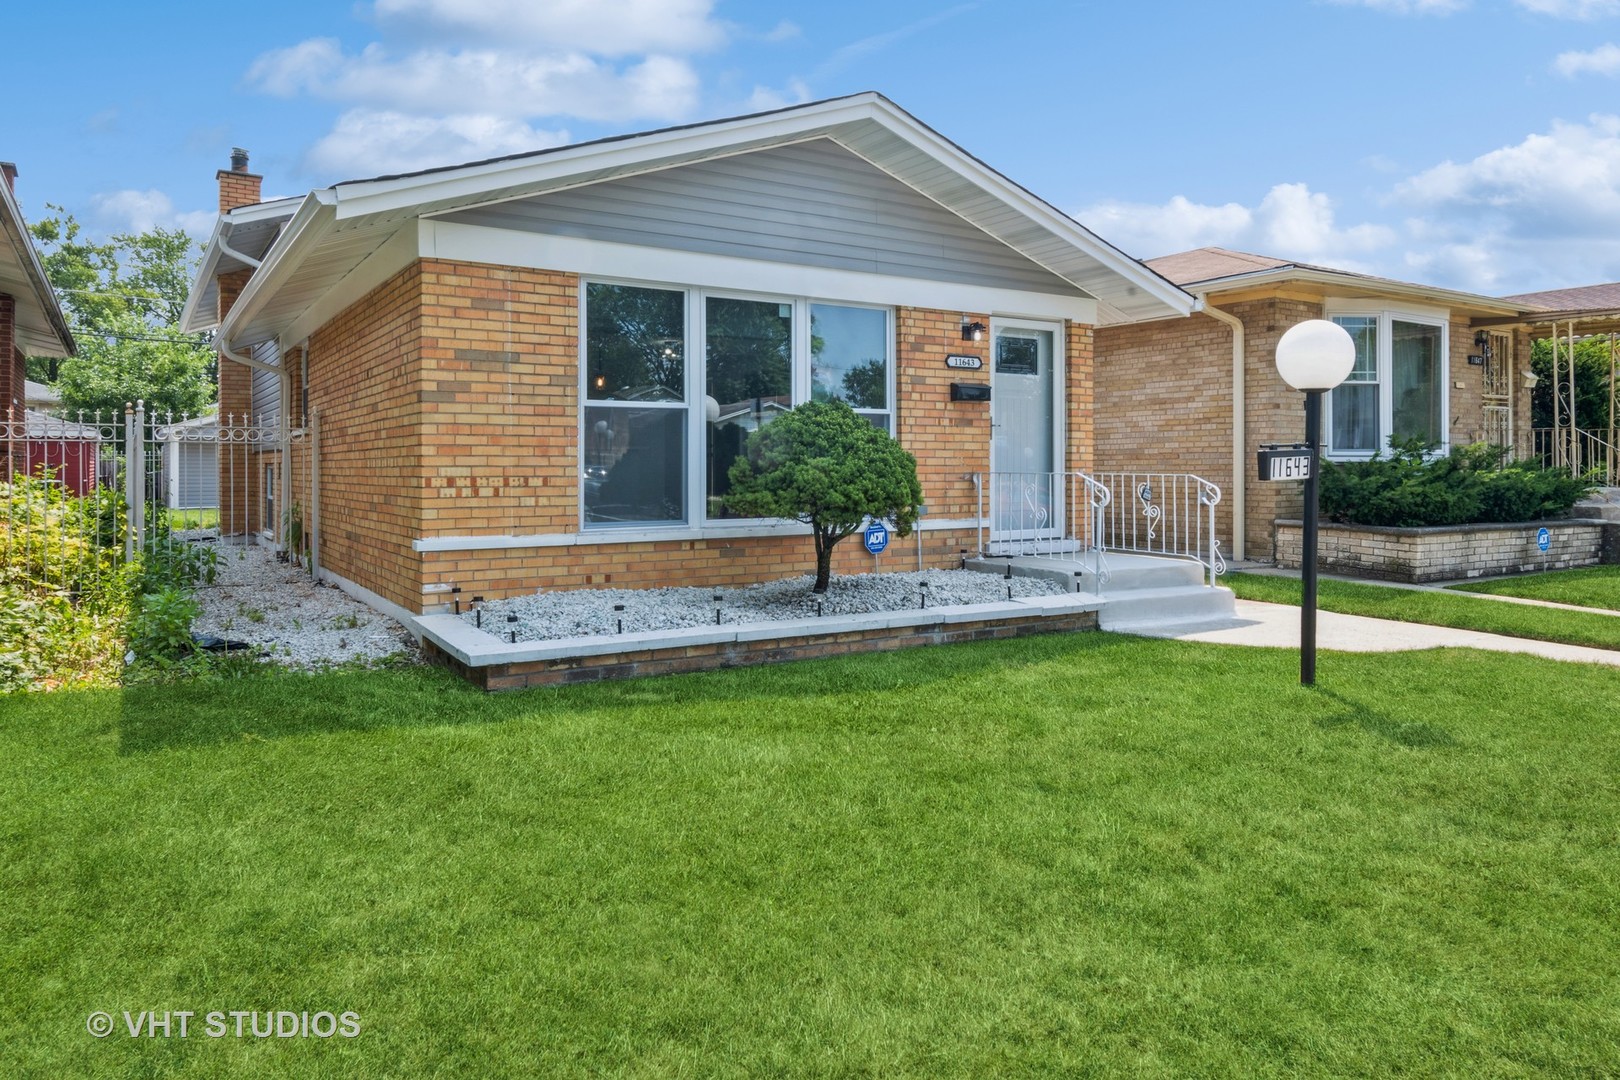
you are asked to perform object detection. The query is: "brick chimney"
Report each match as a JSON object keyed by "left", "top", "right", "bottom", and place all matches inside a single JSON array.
[
  {"left": 216, "top": 147, "right": 262, "bottom": 212},
  {"left": 0, "top": 162, "right": 16, "bottom": 194}
]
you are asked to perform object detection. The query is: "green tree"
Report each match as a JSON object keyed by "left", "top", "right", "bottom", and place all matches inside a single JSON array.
[
  {"left": 725, "top": 400, "right": 923, "bottom": 593},
  {"left": 1530, "top": 335, "right": 1614, "bottom": 432},
  {"left": 25, "top": 209, "right": 214, "bottom": 419}
]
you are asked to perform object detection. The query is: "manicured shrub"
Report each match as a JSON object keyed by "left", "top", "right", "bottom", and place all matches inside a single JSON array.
[
  {"left": 726, "top": 400, "right": 923, "bottom": 593},
  {"left": 1320, "top": 439, "right": 1596, "bottom": 528}
]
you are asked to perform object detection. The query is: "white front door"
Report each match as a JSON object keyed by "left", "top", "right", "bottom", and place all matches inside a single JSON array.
[{"left": 990, "top": 321, "right": 1061, "bottom": 548}]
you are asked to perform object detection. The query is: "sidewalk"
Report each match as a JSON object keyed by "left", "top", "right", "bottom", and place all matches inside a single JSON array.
[{"left": 1126, "top": 598, "right": 1620, "bottom": 668}]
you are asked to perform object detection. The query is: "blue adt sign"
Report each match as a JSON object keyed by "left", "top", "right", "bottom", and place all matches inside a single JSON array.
[
  {"left": 863, "top": 521, "right": 890, "bottom": 555},
  {"left": 1537, "top": 527, "right": 1551, "bottom": 553}
]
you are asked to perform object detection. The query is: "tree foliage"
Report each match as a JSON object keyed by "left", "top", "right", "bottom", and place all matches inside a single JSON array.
[
  {"left": 725, "top": 400, "right": 922, "bottom": 593},
  {"left": 1530, "top": 335, "right": 1614, "bottom": 432},
  {"left": 25, "top": 209, "right": 214, "bottom": 419}
]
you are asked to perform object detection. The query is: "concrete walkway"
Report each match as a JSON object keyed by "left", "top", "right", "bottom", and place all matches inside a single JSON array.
[{"left": 1123, "top": 599, "right": 1620, "bottom": 668}]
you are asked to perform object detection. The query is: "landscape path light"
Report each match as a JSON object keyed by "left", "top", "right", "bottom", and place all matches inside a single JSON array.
[{"left": 1273, "top": 319, "right": 1356, "bottom": 686}]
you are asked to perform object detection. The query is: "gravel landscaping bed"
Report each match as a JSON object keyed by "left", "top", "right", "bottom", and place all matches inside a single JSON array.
[
  {"left": 190, "top": 541, "right": 419, "bottom": 670},
  {"left": 459, "top": 570, "right": 1066, "bottom": 643}
]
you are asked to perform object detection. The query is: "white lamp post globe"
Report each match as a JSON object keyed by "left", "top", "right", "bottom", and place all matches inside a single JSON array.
[{"left": 1275, "top": 319, "right": 1356, "bottom": 392}]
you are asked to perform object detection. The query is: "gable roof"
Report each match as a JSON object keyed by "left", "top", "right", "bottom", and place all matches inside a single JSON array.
[
  {"left": 191, "top": 93, "right": 1195, "bottom": 352},
  {"left": 0, "top": 167, "right": 75, "bottom": 358}
]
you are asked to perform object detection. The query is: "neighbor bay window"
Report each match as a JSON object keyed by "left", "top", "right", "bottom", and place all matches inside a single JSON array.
[
  {"left": 1327, "top": 310, "right": 1447, "bottom": 457},
  {"left": 583, "top": 280, "right": 893, "bottom": 530}
]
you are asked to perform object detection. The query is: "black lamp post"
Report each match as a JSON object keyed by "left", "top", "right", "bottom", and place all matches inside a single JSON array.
[{"left": 1274, "top": 320, "right": 1356, "bottom": 687}]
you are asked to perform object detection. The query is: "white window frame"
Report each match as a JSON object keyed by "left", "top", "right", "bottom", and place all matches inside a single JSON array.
[
  {"left": 1323, "top": 302, "right": 1450, "bottom": 460},
  {"left": 579, "top": 277, "right": 896, "bottom": 532}
]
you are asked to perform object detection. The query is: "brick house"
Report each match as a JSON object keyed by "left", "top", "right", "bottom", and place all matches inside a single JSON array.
[
  {"left": 1, "top": 161, "right": 76, "bottom": 473},
  {"left": 1094, "top": 247, "right": 1550, "bottom": 562},
  {"left": 183, "top": 94, "right": 1195, "bottom": 619}
]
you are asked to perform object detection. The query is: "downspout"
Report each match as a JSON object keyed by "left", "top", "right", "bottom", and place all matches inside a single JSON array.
[
  {"left": 1198, "top": 296, "right": 1246, "bottom": 562},
  {"left": 217, "top": 337, "right": 281, "bottom": 375}
]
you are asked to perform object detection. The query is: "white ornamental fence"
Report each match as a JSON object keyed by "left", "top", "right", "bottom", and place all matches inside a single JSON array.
[{"left": 0, "top": 402, "right": 317, "bottom": 594}]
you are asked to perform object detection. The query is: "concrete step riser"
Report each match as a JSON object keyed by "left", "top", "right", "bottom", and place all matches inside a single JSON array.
[{"left": 1098, "top": 587, "right": 1236, "bottom": 631}]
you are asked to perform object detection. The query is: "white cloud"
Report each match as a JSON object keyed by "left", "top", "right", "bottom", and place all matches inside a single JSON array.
[
  {"left": 1079, "top": 183, "right": 1393, "bottom": 268},
  {"left": 372, "top": 0, "right": 726, "bottom": 54},
  {"left": 745, "top": 79, "right": 812, "bottom": 113},
  {"left": 1554, "top": 42, "right": 1620, "bottom": 76},
  {"left": 1328, "top": 0, "right": 1468, "bottom": 14},
  {"left": 1390, "top": 114, "right": 1620, "bottom": 290},
  {"left": 305, "top": 110, "right": 572, "bottom": 178},
  {"left": 249, "top": 43, "right": 699, "bottom": 123},
  {"left": 89, "top": 190, "right": 214, "bottom": 236},
  {"left": 1395, "top": 114, "right": 1620, "bottom": 233},
  {"left": 1515, "top": 0, "right": 1620, "bottom": 17}
]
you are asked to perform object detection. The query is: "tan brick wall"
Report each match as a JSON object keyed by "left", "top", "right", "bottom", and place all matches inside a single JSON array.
[
  {"left": 1275, "top": 519, "right": 1604, "bottom": 581},
  {"left": 896, "top": 307, "right": 987, "bottom": 522},
  {"left": 306, "top": 262, "right": 426, "bottom": 613},
  {"left": 416, "top": 260, "right": 580, "bottom": 538},
  {"left": 294, "top": 262, "right": 1094, "bottom": 611}
]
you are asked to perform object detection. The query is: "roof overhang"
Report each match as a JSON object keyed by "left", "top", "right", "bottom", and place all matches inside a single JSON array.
[
  {"left": 0, "top": 178, "right": 74, "bottom": 357},
  {"left": 180, "top": 195, "right": 303, "bottom": 334},
  {"left": 1189, "top": 265, "right": 1529, "bottom": 321},
  {"left": 208, "top": 93, "right": 1194, "bottom": 354}
]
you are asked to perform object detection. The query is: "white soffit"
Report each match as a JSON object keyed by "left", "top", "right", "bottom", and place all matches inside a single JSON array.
[{"left": 0, "top": 177, "right": 74, "bottom": 357}]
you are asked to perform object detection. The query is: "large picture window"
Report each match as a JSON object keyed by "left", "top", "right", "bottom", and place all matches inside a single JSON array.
[
  {"left": 1327, "top": 310, "right": 1447, "bottom": 457},
  {"left": 582, "top": 280, "right": 894, "bottom": 530}
]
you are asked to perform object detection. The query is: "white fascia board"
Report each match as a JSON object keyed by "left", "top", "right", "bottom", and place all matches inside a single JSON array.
[
  {"left": 847, "top": 99, "right": 1194, "bottom": 321},
  {"left": 180, "top": 216, "right": 227, "bottom": 333},
  {"left": 218, "top": 191, "right": 337, "bottom": 352},
  {"left": 329, "top": 94, "right": 890, "bottom": 223},
  {"left": 421, "top": 220, "right": 1099, "bottom": 324}
]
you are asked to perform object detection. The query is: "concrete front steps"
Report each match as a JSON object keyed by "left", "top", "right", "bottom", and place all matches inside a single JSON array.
[
  {"left": 1575, "top": 487, "right": 1620, "bottom": 523},
  {"left": 963, "top": 552, "right": 1235, "bottom": 633}
]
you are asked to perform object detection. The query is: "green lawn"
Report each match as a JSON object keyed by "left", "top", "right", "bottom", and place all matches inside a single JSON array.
[
  {"left": 1227, "top": 571, "right": 1620, "bottom": 651},
  {"left": 1449, "top": 565, "right": 1620, "bottom": 612},
  {"left": 5, "top": 636, "right": 1620, "bottom": 1077}
]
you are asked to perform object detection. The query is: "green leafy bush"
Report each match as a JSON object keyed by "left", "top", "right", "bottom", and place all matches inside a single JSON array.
[
  {"left": 726, "top": 400, "right": 923, "bottom": 593},
  {"left": 129, "top": 587, "right": 200, "bottom": 661},
  {"left": 1320, "top": 439, "right": 1596, "bottom": 528}
]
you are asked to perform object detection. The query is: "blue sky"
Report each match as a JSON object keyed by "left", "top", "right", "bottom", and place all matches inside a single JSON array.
[{"left": 5, "top": 0, "right": 1620, "bottom": 295}]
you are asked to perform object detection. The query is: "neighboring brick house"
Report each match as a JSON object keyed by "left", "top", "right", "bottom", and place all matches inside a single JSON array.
[
  {"left": 1, "top": 161, "right": 76, "bottom": 473},
  {"left": 1095, "top": 247, "right": 1553, "bottom": 562},
  {"left": 182, "top": 94, "right": 1195, "bottom": 619}
]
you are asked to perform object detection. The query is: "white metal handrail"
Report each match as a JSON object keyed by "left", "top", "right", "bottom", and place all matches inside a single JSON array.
[
  {"left": 974, "top": 471, "right": 1111, "bottom": 587},
  {"left": 1521, "top": 427, "right": 1618, "bottom": 486},
  {"left": 1088, "top": 471, "right": 1225, "bottom": 587}
]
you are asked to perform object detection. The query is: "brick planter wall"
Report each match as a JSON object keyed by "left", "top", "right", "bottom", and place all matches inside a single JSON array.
[
  {"left": 421, "top": 606, "right": 1099, "bottom": 691},
  {"left": 1274, "top": 519, "right": 1608, "bottom": 583}
]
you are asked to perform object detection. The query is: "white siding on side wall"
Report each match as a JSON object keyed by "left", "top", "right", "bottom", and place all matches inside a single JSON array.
[{"left": 249, "top": 338, "right": 282, "bottom": 424}]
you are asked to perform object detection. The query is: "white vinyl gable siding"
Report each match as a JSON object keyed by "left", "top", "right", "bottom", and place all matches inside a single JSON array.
[{"left": 436, "top": 139, "right": 1085, "bottom": 298}]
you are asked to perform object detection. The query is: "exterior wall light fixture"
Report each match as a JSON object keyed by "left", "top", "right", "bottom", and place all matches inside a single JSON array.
[{"left": 961, "top": 320, "right": 987, "bottom": 343}]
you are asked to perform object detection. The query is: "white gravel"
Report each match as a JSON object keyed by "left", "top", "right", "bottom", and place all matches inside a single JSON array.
[
  {"left": 459, "top": 569, "right": 1066, "bottom": 643},
  {"left": 189, "top": 541, "right": 419, "bottom": 670}
]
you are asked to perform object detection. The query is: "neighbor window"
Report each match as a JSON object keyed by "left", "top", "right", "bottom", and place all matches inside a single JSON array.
[
  {"left": 1327, "top": 311, "right": 1446, "bottom": 457},
  {"left": 582, "top": 282, "right": 894, "bottom": 530}
]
